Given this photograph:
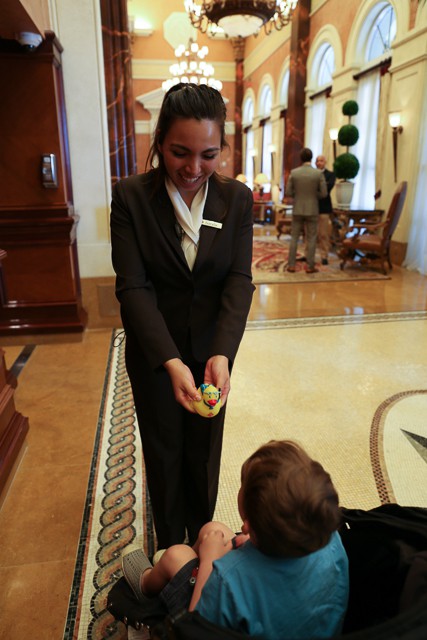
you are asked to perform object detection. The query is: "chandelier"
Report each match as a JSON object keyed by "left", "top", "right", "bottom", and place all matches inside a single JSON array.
[
  {"left": 184, "top": 1, "right": 299, "bottom": 39},
  {"left": 162, "top": 39, "right": 223, "bottom": 92}
]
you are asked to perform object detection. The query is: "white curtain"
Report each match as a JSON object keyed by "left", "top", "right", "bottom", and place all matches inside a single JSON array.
[
  {"left": 278, "top": 116, "right": 285, "bottom": 193},
  {"left": 352, "top": 71, "right": 380, "bottom": 209},
  {"left": 307, "top": 95, "right": 327, "bottom": 161},
  {"left": 322, "top": 96, "right": 334, "bottom": 167},
  {"left": 262, "top": 121, "right": 273, "bottom": 185},
  {"left": 245, "top": 129, "right": 254, "bottom": 188},
  {"left": 375, "top": 72, "right": 391, "bottom": 193},
  {"left": 403, "top": 83, "right": 427, "bottom": 275}
]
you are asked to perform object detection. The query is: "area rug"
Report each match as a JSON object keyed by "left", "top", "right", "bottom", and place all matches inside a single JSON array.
[
  {"left": 252, "top": 236, "right": 391, "bottom": 284},
  {"left": 65, "top": 314, "right": 427, "bottom": 639}
]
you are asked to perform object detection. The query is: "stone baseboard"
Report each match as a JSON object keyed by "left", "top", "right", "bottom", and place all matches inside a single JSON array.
[{"left": 81, "top": 277, "right": 121, "bottom": 329}]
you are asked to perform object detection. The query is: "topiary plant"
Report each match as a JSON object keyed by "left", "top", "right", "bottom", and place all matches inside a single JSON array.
[
  {"left": 338, "top": 124, "right": 359, "bottom": 147},
  {"left": 333, "top": 152, "right": 360, "bottom": 180},
  {"left": 333, "top": 100, "right": 360, "bottom": 181}
]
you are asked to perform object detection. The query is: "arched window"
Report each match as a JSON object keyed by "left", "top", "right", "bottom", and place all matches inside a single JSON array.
[
  {"left": 313, "top": 44, "right": 335, "bottom": 88},
  {"left": 278, "top": 69, "right": 290, "bottom": 192},
  {"left": 279, "top": 69, "right": 290, "bottom": 109},
  {"left": 366, "top": 3, "right": 396, "bottom": 61},
  {"left": 307, "top": 44, "right": 335, "bottom": 160},
  {"left": 352, "top": 2, "right": 396, "bottom": 209}
]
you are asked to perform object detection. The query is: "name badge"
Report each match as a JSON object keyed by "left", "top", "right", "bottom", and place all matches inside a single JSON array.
[{"left": 202, "top": 219, "right": 222, "bottom": 229}]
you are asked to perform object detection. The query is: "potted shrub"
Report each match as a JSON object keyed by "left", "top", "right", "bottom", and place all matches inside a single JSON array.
[{"left": 333, "top": 100, "right": 360, "bottom": 209}]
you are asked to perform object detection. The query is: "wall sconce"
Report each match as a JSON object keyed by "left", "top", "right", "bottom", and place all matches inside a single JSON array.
[
  {"left": 389, "top": 112, "right": 403, "bottom": 183},
  {"left": 268, "top": 143, "right": 277, "bottom": 180},
  {"left": 329, "top": 128, "right": 339, "bottom": 161}
]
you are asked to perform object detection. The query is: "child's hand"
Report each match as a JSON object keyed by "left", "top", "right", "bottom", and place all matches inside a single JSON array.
[
  {"left": 199, "top": 529, "right": 229, "bottom": 562},
  {"left": 233, "top": 533, "right": 250, "bottom": 548}
]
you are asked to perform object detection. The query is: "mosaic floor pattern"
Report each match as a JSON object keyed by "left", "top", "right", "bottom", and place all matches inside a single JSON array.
[{"left": 65, "top": 312, "right": 427, "bottom": 639}]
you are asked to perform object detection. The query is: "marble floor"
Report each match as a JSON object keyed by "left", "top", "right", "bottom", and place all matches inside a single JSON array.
[{"left": 0, "top": 255, "right": 426, "bottom": 639}]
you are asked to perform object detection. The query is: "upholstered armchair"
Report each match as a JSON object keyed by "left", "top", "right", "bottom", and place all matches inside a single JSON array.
[{"left": 340, "top": 182, "right": 407, "bottom": 274}]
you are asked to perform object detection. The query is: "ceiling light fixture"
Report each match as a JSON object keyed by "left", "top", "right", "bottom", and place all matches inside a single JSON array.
[
  {"left": 162, "top": 39, "right": 223, "bottom": 92},
  {"left": 184, "top": 0, "right": 299, "bottom": 39}
]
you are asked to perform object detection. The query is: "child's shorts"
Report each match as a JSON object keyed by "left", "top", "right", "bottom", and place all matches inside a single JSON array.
[{"left": 159, "top": 557, "right": 199, "bottom": 616}]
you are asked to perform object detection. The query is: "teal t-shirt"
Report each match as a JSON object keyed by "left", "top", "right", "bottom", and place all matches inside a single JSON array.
[{"left": 195, "top": 531, "right": 349, "bottom": 639}]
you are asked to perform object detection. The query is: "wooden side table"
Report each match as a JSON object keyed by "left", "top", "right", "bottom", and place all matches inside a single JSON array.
[
  {"left": 275, "top": 205, "right": 293, "bottom": 239},
  {"left": 253, "top": 200, "right": 274, "bottom": 224}
]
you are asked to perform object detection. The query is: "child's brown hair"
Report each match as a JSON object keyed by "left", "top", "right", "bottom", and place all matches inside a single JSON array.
[{"left": 240, "top": 440, "right": 341, "bottom": 557}]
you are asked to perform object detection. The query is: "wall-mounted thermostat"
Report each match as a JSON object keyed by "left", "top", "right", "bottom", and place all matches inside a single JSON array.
[{"left": 41, "top": 153, "right": 58, "bottom": 188}]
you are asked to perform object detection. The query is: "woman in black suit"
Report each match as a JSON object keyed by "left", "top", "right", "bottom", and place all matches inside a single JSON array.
[{"left": 110, "top": 83, "right": 254, "bottom": 549}]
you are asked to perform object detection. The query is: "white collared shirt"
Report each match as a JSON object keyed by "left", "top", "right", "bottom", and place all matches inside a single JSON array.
[{"left": 165, "top": 177, "right": 208, "bottom": 270}]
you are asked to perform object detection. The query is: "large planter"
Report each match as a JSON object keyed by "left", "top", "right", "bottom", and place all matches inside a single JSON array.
[{"left": 335, "top": 181, "right": 355, "bottom": 209}]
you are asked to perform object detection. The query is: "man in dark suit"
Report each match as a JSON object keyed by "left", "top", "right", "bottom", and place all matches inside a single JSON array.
[
  {"left": 316, "top": 155, "right": 336, "bottom": 265},
  {"left": 286, "top": 148, "right": 327, "bottom": 273}
]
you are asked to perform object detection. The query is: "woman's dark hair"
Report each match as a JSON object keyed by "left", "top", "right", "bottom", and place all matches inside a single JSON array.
[
  {"left": 241, "top": 440, "right": 341, "bottom": 557},
  {"left": 146, "top": 83, "right": 228, "bottom": 183}
]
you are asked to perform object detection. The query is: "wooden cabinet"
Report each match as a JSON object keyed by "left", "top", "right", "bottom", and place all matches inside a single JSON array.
[
  {"left": 0, "top": 348, "right": 29, "bottom": 498},
  {"left": 0, "top": 33, "right": 87, "bottom": 335}
]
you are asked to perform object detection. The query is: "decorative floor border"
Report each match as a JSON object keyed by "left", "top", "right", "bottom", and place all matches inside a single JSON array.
[
  {"left": 370, "top": 389, "right": 427, "bottom": 505},
  {"left": 246, "top": 310, "right": 427, "bottom": 331},
  {"left": 63, "top": 333, "right": 116, "bottom": 640},
  {"left": 64, "top": 331, "right": 154, "bottom": 640}
]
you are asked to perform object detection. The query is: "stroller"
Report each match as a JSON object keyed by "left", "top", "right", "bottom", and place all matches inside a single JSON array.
[{"left": 107, "top": 504, "right": 427, "bottom": 639}]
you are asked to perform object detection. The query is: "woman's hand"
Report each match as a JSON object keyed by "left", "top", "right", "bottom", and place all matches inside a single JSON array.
[
  {"left": 204, "top": 355, "right": 230, "bottom": 406},
  {"left": 164, "top": 358, "right": 200, "bottom": 412}
]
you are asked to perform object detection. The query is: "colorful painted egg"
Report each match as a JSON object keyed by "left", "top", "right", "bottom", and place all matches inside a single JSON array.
[{"left": 193, "top": 383, "right": 222, "bottom": 418}]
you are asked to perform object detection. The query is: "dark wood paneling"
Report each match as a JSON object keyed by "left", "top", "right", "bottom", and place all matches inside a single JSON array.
[
  {"left": 0, "top": 36, "right": 70, "bottom": 206},
  {"left": 0, "top": 0, "right": 43, "bottom": 40},
  {"left": 0, "top": 349, "right": 29, "bottom": 498},
  {"left": 0, "top": 33, "right": 86, "bottom": 335}
]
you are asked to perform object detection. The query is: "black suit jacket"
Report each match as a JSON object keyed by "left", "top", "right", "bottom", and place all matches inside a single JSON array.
[
  {"left": 111, "top": 171, "right": 255, "bottom": 370},
  {"left": 319, "top": 168, "right": 336, "bottom": 213}
]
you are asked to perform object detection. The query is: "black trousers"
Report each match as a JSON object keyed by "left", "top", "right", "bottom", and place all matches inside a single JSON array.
[{"left": 125, "top": 336, "right": 226, "bottom": 549}]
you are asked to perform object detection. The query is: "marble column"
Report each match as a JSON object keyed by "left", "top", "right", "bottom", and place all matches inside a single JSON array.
[
  {"left": 231, "top": 37, "right": 245, "bottom": 178},
  {"left": 285, "top": 0, "right": 311, "bottom": 184},
  {"left": 100, "top": 0, "right": 137, "bottom": 184}
]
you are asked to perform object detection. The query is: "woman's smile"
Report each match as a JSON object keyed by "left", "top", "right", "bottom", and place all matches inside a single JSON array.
[{"left": 158, "top": 118, "right": 222, "bottom": 207}]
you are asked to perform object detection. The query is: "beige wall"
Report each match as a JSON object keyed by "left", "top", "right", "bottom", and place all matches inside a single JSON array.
[{"left": 49, "top": 0, "right": 113, "bottom": 279}]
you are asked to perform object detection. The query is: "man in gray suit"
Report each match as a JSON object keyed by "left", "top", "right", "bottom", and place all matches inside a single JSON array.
[{"left": 286, "top": 148, "right": 328, "bottom": 273}]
